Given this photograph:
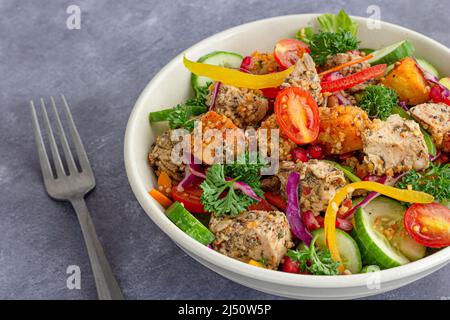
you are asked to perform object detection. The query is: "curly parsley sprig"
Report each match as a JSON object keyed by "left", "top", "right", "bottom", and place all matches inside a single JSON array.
[
  {"left": 309, "top": 30, "right": 360, "bottom": 66},
  {"left": 287, "top": 235, "right": 341, "bottom": 275},
  {"left": 357, "top": 85, "right": 399, "bottom": 120},
  {"left": 396, "top": 163, "right": 450, "bottom": 203}
]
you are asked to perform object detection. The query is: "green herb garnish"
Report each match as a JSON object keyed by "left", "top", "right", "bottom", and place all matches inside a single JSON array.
[
  {"left": 396, "top": 163, "right": 450, "bottom": 203},
  {"left": 358, "top": 85, "right": 398, "bottom": 120},
  {"left": 309, "top": 31, "right": 360, "bottom": 66},
  {"left": 200, "top": 154, "right": 266, "bottom": 217},
  {"left": 287, "top": 235, "right": 340, "bottom": 275}
]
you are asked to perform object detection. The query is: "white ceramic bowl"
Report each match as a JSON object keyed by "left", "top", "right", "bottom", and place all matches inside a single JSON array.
[{"left": 124, "top": 14, "right": 450, "bottom": 299}]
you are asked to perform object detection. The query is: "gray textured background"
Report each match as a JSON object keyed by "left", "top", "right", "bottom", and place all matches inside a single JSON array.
[{"left": 1, "top": 0, "right": 449, "bottom": 300}]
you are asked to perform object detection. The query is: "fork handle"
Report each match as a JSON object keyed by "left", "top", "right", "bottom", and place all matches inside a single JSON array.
[{"left": 70, "top": 197, "right": 124, "bottom": 300}]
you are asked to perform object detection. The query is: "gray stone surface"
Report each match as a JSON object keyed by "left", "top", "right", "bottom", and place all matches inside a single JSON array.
[{"left": 0, "top": 0, "right": 449, "bottom": 300}]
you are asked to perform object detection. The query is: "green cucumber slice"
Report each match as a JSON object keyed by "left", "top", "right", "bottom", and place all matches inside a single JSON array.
[
  {"left": 416, "top": 58, "right": 439, "bottom": 78},
  {"left": 191, "top": 51, "right": 243, "bottom": 92},
  {"left": 323, "top": 160, "right": 361, "bottom": 183},
  {"left": 361, "top": 265, "right": 380, "bottom": 273},
  {"left": 391, "top": 105, "right": 437, "bottom": 156},
  {"left": 312, "top": 228, "right": 362, "bottom": 274},
  {"left": 166, "top": 202, "right": 215, "bottom": 245},
  {"left": 368, "top": 40, "right": 415, "bottom": 65},
  {"left": 149, "top": 105, "right": 207, "bottom": 123},
  {"left": 353, "top": 197, "right": 426, "bottom": 268},
  {"left": 440, "top": 77, "right": 450, "bottom": 90}
]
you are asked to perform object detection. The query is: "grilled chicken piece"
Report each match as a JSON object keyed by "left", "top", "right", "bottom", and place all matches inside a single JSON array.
[
  {"left": 409, "top": 103, "right": 450, "bottom": 153},
  {"left": 209, "top": 210, "right": 294, "bottom": 269},
  {"left": 148, "top": 130, "right": 185, "bottom": 181},
  {"left": 207, "top": 84, "right": 269, "bottom": 128},
  {"left": 362, "top": 114, "right": 430, "bottom": 176},
  {"left": 281, "top": 53, "right": 325, "bottom": 106},
  {"left": 277, "top": 160, "right": 347, "bottom": 214}
]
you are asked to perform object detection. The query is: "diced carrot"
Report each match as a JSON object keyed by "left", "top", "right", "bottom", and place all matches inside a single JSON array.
[
  {"left": 157, "top": 172, "right": 172, "bottom": 196},
  {"left": 149, "top": 188, "right": 173, "bottom": 208}
]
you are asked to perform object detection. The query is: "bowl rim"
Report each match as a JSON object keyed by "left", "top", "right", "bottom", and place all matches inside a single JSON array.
[{"left": 124, "top": 13, "right": 450, "bottom": 289}]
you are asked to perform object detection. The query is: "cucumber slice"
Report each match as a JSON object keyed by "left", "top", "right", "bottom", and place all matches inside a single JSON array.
[
  {"left": 368, "top": 40, "right": 415, "bottom": 65},
  {"left": 439, "top": 77, "right": 450, "bottom": 90},
  {"left": 166, "top": 202, "right": 215, "bottom": 245},
  {"left": 191, "top": 51, "right": 243, "bottom": 92},
  {"left": 312, "top": 228, "right": 362, "bottom": 274},
  {"left": 323, "top": 160, "right": 361, "bottom": 183},
  {"left": 416, "top": 58, "right": 439, "bottom": 78},
  {"left": 353, "top": 197, "right": 426, "bottom": 268},
  {"left": 361, "top": 265, "right": 380, "bottom": 273}
]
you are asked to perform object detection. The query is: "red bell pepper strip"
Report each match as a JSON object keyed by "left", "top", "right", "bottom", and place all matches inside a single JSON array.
[{"left": 321, "top": 64, "right": 387, "bottom": 93}]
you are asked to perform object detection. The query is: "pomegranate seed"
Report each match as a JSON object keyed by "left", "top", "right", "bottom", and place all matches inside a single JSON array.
[
  {"left": 435, "top": 153, "right": 449, "bottom": 164},
  {"left": 302, "top": 211, "right": 321, "bottom": 231},
  {"left": 308, "top": 145, "right": 324, "bottom": 159},
  {"left": 282, "top": 256, "right": 300, "bottom": 274},
  {"left": 291, "top": 147, "right": 308, "bottom": 162}
]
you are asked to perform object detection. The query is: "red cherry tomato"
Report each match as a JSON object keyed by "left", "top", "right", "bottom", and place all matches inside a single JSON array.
[
  {"left": 302, "top": 211, "right": 321, "bottom": 231},
  {"left": 264, "top": 192, "right": 287, "bottom": 212},
  {"left": 404, "top": 203, "right": 450, "bottom": 248},
  {"left": 274, "top": 39, "right": 310, "bottom": 69},
  {"left": 282, "top": 256, "right": 301, "bottom": 274},
  {"left": 170, "top": 179, "right": 207, "bottom": 214},
  {"left": 275, "top": 87, "right": 320, "bottom": 145},
  {"left": 261, "top": 87, "right": 281, "bottom": 99},
  {"left": 321, "top": 64, "right": 387, "bottom": 93},
  {"left": 291, "top": 147, "right": 309, "bottom": 163},
  {"left": 307, "top": 144, "right": 324, "bottom": 159}
]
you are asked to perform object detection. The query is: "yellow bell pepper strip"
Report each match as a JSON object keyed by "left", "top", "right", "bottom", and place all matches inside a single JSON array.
[
  {"left": 324, "top": 181, "right": 434, "bottom": 273},
  {"left": 183, "top": 55, "right": 295, "bottom": 89},
  {"left": 248, "top": 260, "right": 266, "bottom": 268}
]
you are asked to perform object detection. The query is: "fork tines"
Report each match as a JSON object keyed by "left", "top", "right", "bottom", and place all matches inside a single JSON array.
[{"left": 30, "top": 95, "right": 93, "bottom": 181}]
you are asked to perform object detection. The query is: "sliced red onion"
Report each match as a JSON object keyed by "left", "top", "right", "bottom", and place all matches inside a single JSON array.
[
  {"left": 336, "top": 217, "right": 353, "bottom": 232},
  {"left": 286, "top": 172, "right": 312, "bottom": 246},
  {"left": 334, "top": 91, "right": 352, "bottom": 106},
  {"left": 398, "top": 101, "right": 409, "bottom": 112},
  {"left": 176, "top": 165, "right": 197, "bottom": 192},
  {"left": 209, "top": 82, "right": 221, "bottom": 111},
  {"left": 415, "top": 59, "right": 450, "bottom": 100},
  {"left": 430, "top": 149, "right": 442, "bottom": 162},
  {"left": 322, "top": 71, "right": 343, "bottom": 82},
  {"left": 233, "top": 180, "right": 262, "bottom": 201},
  {"left": 189, "top": 162, "right": 206, "bottom": 179},
  {"left": 341, "top": 173, "right": 406, "bottom": 219}
]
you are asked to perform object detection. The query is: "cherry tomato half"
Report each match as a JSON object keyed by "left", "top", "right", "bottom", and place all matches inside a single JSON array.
[
  {"left": 170, "top": 179, "right": 207, "bottom": 214},
  {"left": 274, "top": 38, "right": 310, "bottom": 69},
  {"left": 404, "top": 203, "right": 450, "bottom": 248},
  {"left": 275, "top": 87, "right": 320, "bottom": 145}
]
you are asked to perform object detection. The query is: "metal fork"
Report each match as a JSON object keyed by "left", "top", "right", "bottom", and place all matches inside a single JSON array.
[{"left": 30, "top": 95, "right": 124, "bottom": 300}]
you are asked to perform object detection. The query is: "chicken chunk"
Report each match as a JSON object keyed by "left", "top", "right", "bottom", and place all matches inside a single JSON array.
[
  {"left": 277, "top": 160, "right": 347, "bottom": 214},
  {"left": 148, "top": 130, "right": 185, "bottom": 181},
  {"left": 207, "top": 84, "right": 269, "bottom": 128},
  {"left": 281, "top": 53, "right": 325, "bottom": 106},
  {"left": 209, "top": 210, "right": 294, "bottom": 269},
  {"left": 409, "top": 103, "right": 450, "bottom": 153},
  {"left": 362, "top": 114, "right": 430, "bottom": 176},
  {"left": 258, "top": 114, "right": 297, "bottom": 161}
]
